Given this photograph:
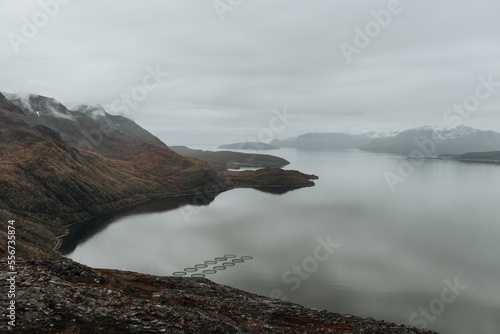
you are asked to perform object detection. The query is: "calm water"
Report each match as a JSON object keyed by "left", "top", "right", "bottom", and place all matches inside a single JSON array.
[{"left": 66, "top": 148, "right": 500, "bottom": 334}]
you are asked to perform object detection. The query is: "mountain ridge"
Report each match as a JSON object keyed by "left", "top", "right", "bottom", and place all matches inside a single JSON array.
[{"left": 270, "top": 125, "right": 500, "bottom": 156}]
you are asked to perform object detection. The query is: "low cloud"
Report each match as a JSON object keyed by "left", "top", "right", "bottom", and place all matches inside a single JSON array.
[{"left": 1, "top": 0, "right": 500, "bottom": 145}]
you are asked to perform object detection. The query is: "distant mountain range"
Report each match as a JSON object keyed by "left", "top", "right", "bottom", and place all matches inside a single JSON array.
[
  {"left": 363, "top": 125, "right": 500, "bottom": 156},
  {"left": 218, "top": 142, "right": 280, "bottom": 150},
  {"left": 272, "top": 133, "right": 372, "bottom": 150},
  {"left": 266, "top": 125, "right": 500, "bottom": 156}
]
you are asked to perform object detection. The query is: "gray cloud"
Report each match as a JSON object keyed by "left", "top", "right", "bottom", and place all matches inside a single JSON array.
[{"left": 1, "top": 0, "right": 500, "bottom": 145}]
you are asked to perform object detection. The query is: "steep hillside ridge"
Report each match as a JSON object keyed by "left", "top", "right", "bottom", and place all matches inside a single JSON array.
[
  {"left": 4, "top": 93, "right": 164, "bottom": 159},
  {"left": 0, "top": 93, "right": 224, "bottom": 257},
  {"left": 74, "top": 104, "right": 165, "bottom": 146}
]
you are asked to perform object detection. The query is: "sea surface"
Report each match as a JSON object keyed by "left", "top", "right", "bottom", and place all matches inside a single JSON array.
[{"left": 66, "top": 147, "right": 500, "bottom": 334}]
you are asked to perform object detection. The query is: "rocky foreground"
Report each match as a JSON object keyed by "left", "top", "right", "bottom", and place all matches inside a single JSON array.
[{"left": 1, "top": 257, "right": 438, "bottom": 334}]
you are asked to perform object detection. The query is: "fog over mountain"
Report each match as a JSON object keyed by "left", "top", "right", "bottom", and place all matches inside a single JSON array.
[
  {"left": 1, "top": 1, "right": 500, "bottom": 145},
  {"left": 362, "top": 125, "right": 500, "bottom": 155},
  {"left": 268, "top": 125, "right": 500, "bottom": 156}
]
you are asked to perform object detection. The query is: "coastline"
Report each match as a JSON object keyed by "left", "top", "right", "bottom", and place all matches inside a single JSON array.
[
  {"left": 55, "top": 177, "right": 317, "bottom": 254},
  {"left": 54, "top": 187, "right": 234, "bottom": 253}
]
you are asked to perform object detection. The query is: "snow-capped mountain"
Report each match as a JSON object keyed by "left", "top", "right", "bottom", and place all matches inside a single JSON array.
[
  {"left": 361, "top": 130, "right": 401, "bottom": 138},
  {"left": 74, "top": 104, "right": 164, "bottom": 146},
  {"left": 428, "top": 124, "right": 478, "bottom": 139},
  {"left": 2, "top": 93, "right": 164, "bottom": 151},
  {"left": 362, "top": 125, "right": 500, "bottom": 156},
  {"left": 3, "top": 92, "right": 75, "bottom": 120},
  {"left": 271, "top": 125, "right": 500, "bottom": 156}
]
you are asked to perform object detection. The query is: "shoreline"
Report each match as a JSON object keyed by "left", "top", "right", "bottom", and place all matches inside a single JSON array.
[
  {"left": 0, "top": 257, "right": 439, "bottom": 333},
  {"left": 55, "top": 181, "right": 316, "bottom": 253},
  {"left": 53, "top": 187, "right": 234, "bottom": 252}
]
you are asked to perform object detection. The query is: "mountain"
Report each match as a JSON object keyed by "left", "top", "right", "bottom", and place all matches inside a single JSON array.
[
  {"left": 272, "top": 132, "right": 372, "bottom": 150},
  {"left": 0, "top": 92, "right": 221, "bottom": 257},
  {"left": 3, "top": 93, "right": 165, "bottom": 159},
  {"left": 362, "top": 125, "right": 500, "bottom": 156},
  {"left": 171, "top": 146, "right": 289, "bottom": 169},
  {"left": 74, "top": 104, "right": 165, "bottom": 146},
  {"left": 273, "top": 126, "right": 500, "bottom": 156},
  {"left": 218, "top": 142, "right": 280, "bottom": 150}
]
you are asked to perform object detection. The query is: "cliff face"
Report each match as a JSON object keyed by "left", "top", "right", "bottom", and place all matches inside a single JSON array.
[{"left": 0, "top": 93, "right": 226, "bottom": 258}]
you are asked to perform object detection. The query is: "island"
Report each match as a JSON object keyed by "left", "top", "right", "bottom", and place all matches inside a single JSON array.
[
  {"left": 218, "top": 141, "right": 281, "bottom": 150},
  {"left": 439, "top": 151, "right": 500, "bottom": 164}
]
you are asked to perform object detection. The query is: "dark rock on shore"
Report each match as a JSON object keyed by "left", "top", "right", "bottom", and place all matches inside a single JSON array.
[
  {"left": 226, "top": 168, "right": 318, "bottom": 189},
  {"left": 438, "top": 151, "right": 500, "bottom": 164},
  {"left": 0, "top": 257, "right": 438, "bottom": 334}
]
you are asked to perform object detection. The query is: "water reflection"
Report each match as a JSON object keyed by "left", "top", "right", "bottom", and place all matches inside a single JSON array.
[
  {"left": 61, "top": 185, "right": 306, "bottom": 254},
  {"left": 65, "top": 149, "right": 500, "bottom": 334},
  {"left": 254, "top": 186, "right": 306, "bottom": 195},
  {"left": 60, "top": 194, "right": 216, "bottom": 254}
]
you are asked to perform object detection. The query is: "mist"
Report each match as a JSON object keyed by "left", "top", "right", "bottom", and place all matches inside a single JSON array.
[{"left": 2, "top": 0, "right": 500, "bottom": 145}]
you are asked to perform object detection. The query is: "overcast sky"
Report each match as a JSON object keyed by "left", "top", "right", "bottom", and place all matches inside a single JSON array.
[{"left": 1, "top": 0, "right": 500, "bottom": 145}]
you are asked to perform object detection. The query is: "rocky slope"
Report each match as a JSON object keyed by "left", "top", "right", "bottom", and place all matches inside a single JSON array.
[{"left": 0, "top": 256, "right": 438, "bottom": 334}]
